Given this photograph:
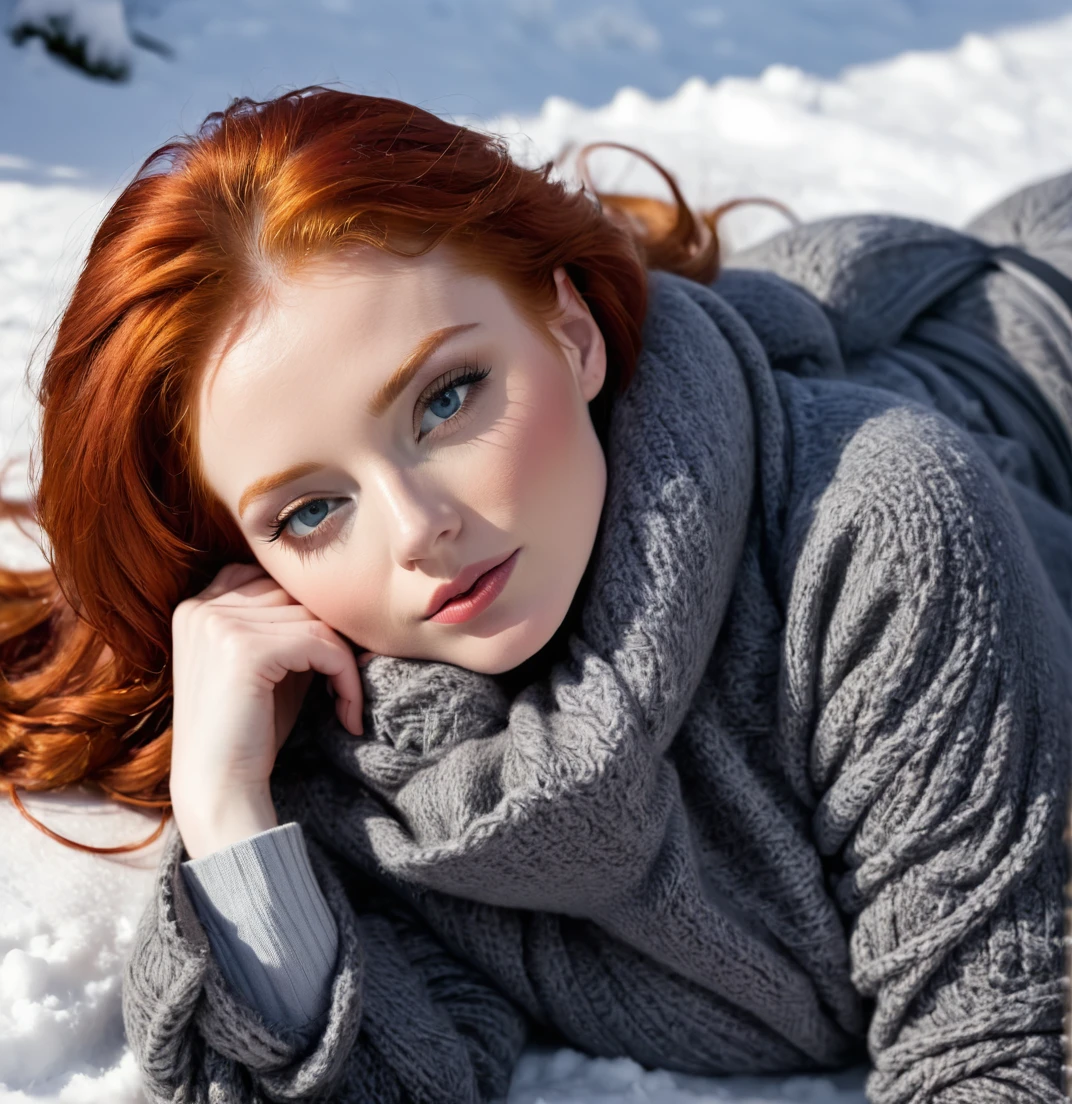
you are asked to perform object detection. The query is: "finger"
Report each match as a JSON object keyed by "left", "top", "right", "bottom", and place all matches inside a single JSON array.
[
  {"left": 209, "top": 576, "right": 298, "bottom": 606},
  {"left": 210, "top": 578, "right": 293, "bottom": 604},
  {"left": 248, "top": 622, "right": 365, "bottom": 735},
  {"left": 203, "top": 604, "right": 320, "bottom": 624},
  {"left": 198, "top": 562, "right": 269, "bottom": 600}
]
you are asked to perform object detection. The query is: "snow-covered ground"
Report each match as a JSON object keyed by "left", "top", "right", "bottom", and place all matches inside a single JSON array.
[
  {"left": 4, "top": 1, "right": 1072, "bottom": 1100},
  {"left": 4, "top": 0, "right": 1072, "bottom": 186}
]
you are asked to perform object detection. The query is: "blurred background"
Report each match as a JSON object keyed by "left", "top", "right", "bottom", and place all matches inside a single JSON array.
[
  {"left": 2, "top": 2, "right": 1072, "bottom": 1101},
  {"left": 6, "top": 0, "right": 1072, "bottom": 477},
  {"left": 4, "top": 0, "right": 1072, "bottom": 189}
]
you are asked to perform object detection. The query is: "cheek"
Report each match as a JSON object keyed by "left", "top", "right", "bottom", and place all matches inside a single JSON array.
[
  {"left": 500, "top": 376, "right": 579, "bottom": 506},
  {"left": 256, "top": 551, "right": 379, "bottom": 638},
  {"left": 449, "top": 373, "right": 577, "bottom": 524}
]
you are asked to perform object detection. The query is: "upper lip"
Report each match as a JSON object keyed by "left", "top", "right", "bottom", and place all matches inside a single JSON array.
[{"left": 424, "top": 550, "right": 515, "bottom": 618}]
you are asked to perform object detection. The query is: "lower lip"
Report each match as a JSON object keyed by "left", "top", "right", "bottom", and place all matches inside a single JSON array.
[{"left": 428, "top": 550, "right": 519, "bottom": 624}]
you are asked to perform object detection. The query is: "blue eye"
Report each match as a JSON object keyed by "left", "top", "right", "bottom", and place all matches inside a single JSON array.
[
  {"left": 290, "top": 499, "right": 332, "bottom": 536},
  {"left": 418, "top": 365, "right": 491, "bottom": 439},
  {"left": 263, "top": 362, "right": 492, "bottom": 553},
  {"left": 268, "top": 497, "right": 345, "bottom": 544},
  {"left": 427, "top": 387, "right": 462, "bottom": 419}
]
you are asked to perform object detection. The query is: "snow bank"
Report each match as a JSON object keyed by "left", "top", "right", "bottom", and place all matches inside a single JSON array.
[
  {"left": 3, "top": 0, "right": 1071, "bottom": 184},
  {"left": 8, "top": 0, "right": 135, "bottom": 80},
  {"left": 489, "top": 15, "right": 1072, "bottom": 250}
]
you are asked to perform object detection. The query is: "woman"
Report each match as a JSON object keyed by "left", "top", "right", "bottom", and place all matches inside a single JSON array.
[{"left": 1, "top": 87, "right": 1070, "bottom": 1103}]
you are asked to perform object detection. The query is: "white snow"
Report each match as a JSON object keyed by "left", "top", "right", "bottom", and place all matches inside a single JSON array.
[
  {"left": 2, "top": 1, "right": 1071, "bottom": 1100},
  {"left": 10, "top": 0, "right": 135, "bottom": 75},
  {"left": 0, "top": 793, "right": 167, "bottom": 1102}
]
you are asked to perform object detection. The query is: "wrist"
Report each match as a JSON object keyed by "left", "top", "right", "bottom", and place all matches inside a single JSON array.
[{"left": 173, "top": 787, "right": 279, "bottom": 861}]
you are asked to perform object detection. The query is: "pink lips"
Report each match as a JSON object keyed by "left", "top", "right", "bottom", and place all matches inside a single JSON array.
[{"left": 426, "top": 549, "right": 519, "bottom": 624}]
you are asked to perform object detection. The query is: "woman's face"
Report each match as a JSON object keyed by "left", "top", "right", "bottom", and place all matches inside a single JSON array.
[{"left": 195, "top": 245, "right": 608, "bottom": 674}]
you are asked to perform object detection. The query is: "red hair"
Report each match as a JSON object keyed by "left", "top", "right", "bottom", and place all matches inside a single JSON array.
[{"left": 0, "top": 86, "right": 787, "bottom": 852}]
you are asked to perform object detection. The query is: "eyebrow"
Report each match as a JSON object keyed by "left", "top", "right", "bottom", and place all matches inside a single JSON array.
[
  {"left": 237, "top": 321, "right": 479, "bottom": 519},
  {"left": 366, "top": 321, "right": 479, "bottom": 418}
]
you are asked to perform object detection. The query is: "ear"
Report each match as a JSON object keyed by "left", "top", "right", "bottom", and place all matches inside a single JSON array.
[{"left": 548, "top": 267, "right": 607, "bottom": 403}]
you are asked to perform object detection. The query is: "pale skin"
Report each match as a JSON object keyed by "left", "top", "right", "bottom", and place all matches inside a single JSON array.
[{"left": 169, "top": 246, "right": 609, "bottom": 858}]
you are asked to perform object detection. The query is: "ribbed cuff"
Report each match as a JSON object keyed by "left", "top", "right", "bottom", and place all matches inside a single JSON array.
[{"left": 180, "top": 821, "right": 339, "bottom": 1030}]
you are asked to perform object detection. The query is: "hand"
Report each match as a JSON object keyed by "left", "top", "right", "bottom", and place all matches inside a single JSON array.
[{"left": 168, "top": 562, "right": 366, "bottom": 857}]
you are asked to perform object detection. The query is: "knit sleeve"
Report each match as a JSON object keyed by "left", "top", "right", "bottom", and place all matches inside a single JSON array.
[
  {"left": 780, "top": 395, "right": 1071, "bottom": 1102},
  {"left": 121, "top": 819, "right": 528, "bottom": 1103}
]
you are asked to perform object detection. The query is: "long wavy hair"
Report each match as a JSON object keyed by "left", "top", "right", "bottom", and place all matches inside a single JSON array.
[{"left": 0, "top": 85, "right": 792, "bottom": 853}]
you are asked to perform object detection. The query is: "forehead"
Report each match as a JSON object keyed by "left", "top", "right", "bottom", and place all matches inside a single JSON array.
[
  {"left": 192, "top": 245, "right": 518, "bottom": 505},
  {"left": 204, "top": 245, "right": 457, "bottom": 375},
  {"left": 200, "top": 246, "right": 490, "bottom": 400}
]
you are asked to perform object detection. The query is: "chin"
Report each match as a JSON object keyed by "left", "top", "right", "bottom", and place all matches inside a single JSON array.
[
  {"left": 453, "top": 603, "right": 569, "bottom": 676},
  {"left": 456, "top": 634, "right": 546, "bottom": 676}
]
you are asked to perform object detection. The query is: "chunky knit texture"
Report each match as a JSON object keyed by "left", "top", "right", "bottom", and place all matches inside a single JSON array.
[{"left": 122, "top": 174, "right": 1072, "bottom": 1103}]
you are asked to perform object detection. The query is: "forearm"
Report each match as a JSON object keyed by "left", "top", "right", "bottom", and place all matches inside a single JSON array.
[
  {"left": 123, "top": 823, "right": 364, "bottom": 1103},
  {"left": 124, "top": 817, "right": 527, "bottom": 1103},
  {"left": 774, "top": 390, "right": 1072, "bottom": 1100},
  {"left": 170, "top": 782, "right": 279, "bottom": 860}
]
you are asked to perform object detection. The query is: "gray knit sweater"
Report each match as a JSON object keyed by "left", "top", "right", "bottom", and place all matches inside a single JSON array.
[{"left": 123, "top": 172, "right": 1072, "bottom": 1103}]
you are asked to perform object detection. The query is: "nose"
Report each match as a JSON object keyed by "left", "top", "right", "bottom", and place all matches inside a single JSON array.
[{"left": 370, "top": 464, "right": 462, "bottom": 567}]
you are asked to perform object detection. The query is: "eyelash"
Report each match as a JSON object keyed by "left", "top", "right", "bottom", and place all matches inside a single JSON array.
[{"left": 263, "top": 361, "right": 492, "bottom": 553}]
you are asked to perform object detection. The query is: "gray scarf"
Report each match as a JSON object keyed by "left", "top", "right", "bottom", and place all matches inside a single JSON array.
[{"left": 281, "top": 271, "right": 862, "bottom": 1067}]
